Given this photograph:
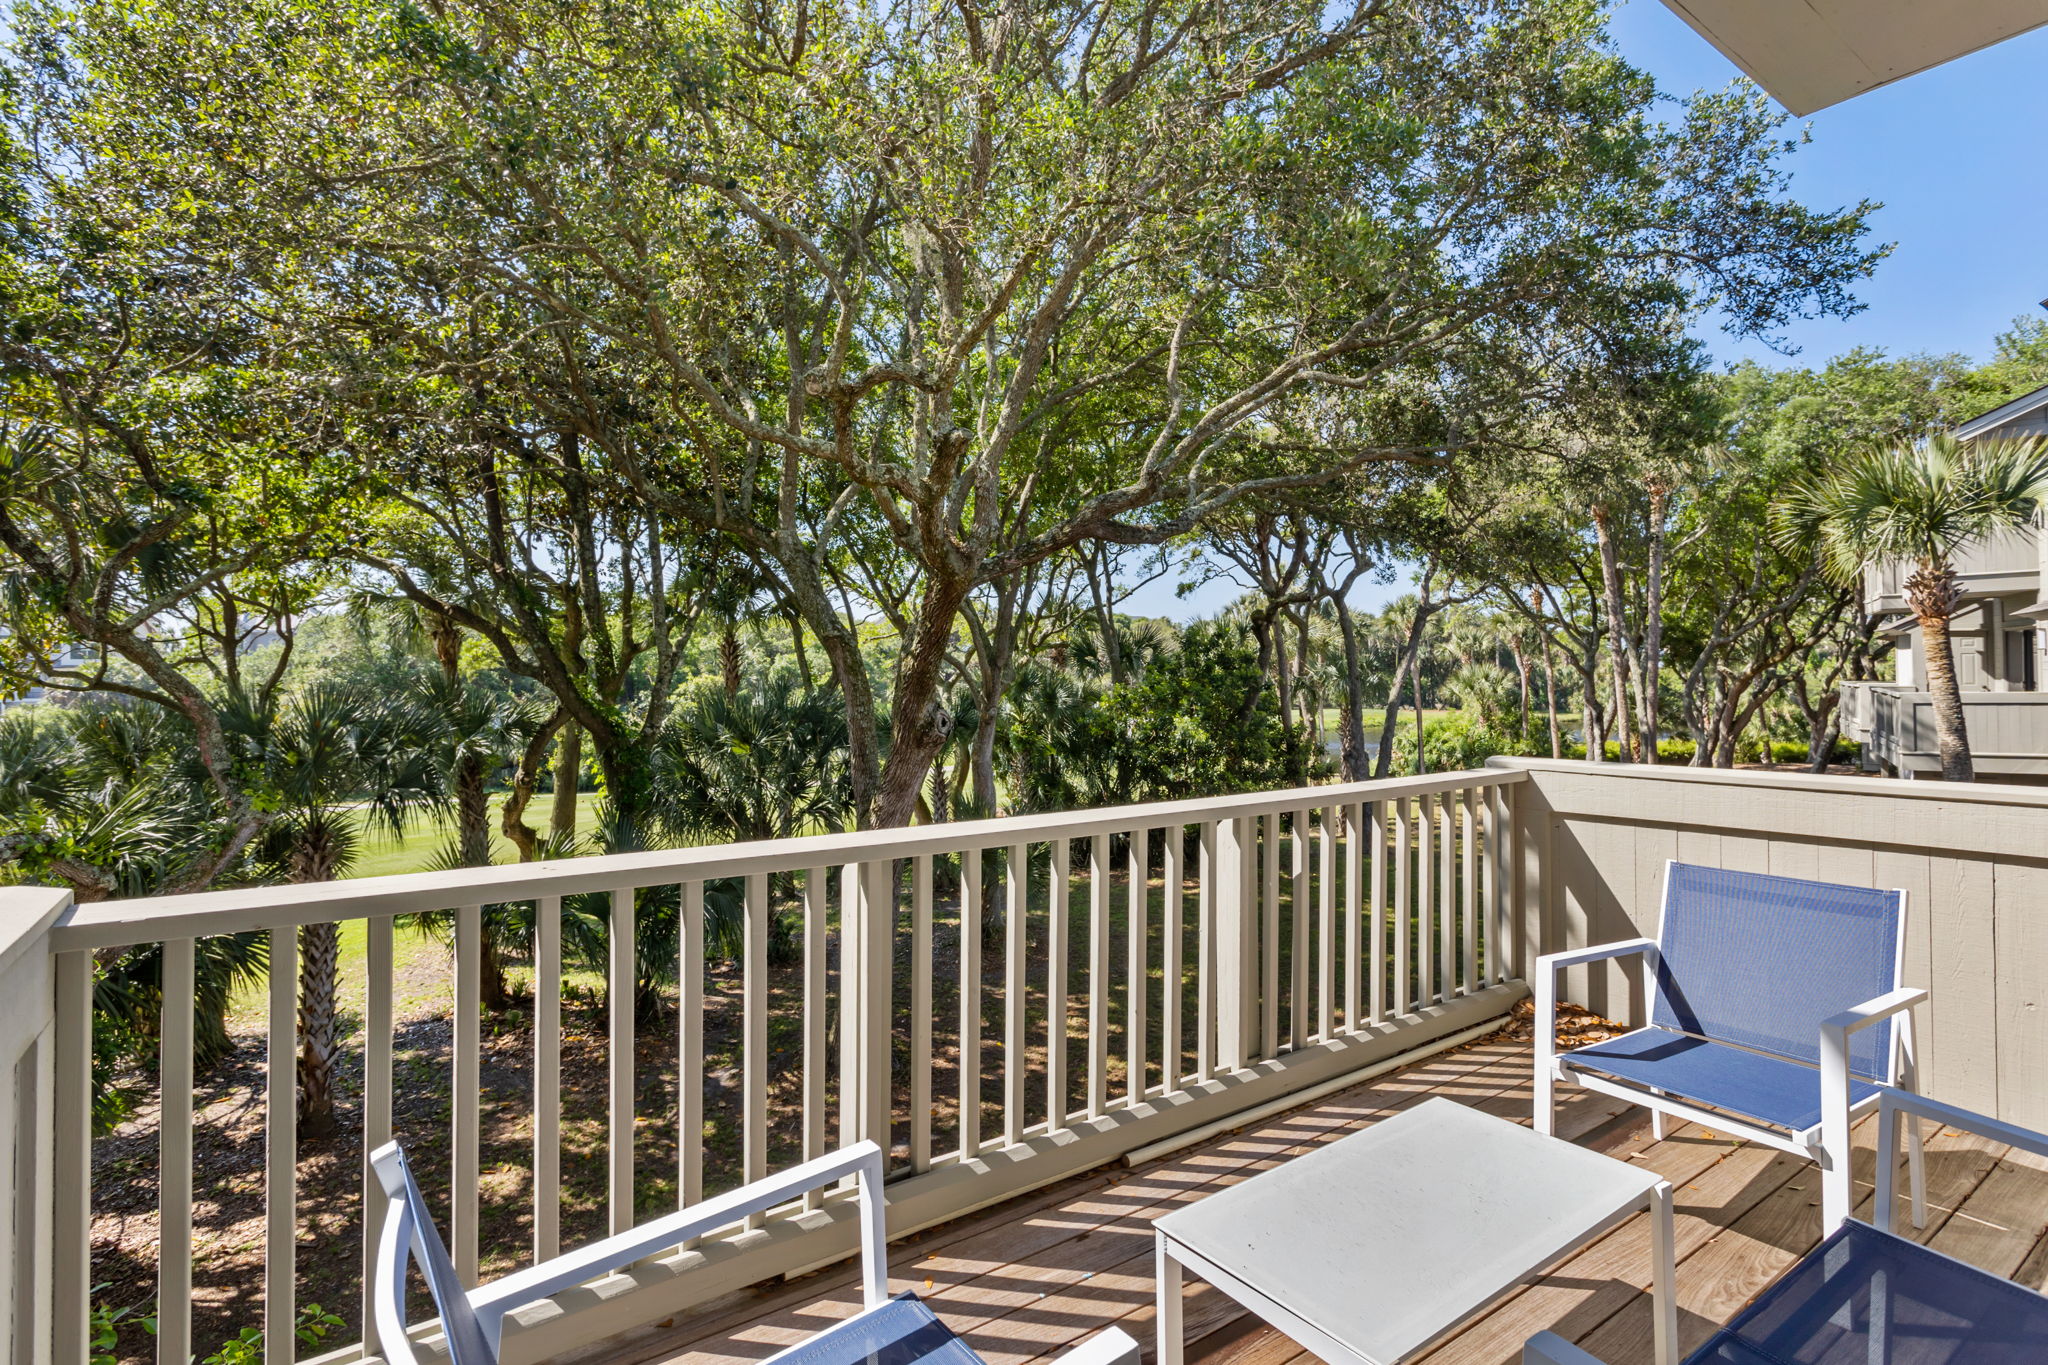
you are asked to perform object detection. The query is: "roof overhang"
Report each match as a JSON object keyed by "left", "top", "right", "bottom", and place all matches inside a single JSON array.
[{"left": 1658, "top": 1, "right": 2048, "bottom": 115}]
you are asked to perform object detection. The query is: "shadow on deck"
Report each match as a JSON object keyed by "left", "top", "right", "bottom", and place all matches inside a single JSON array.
[{"left": 582, "top": 1034, "right": 2048, "bottom": 1365}]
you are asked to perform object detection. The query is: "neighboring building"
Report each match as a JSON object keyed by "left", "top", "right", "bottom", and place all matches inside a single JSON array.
[
  {"left": 0, "top": 641, "right": 98, "bottom": 713},
  {"left": 1840, "top": 382, "right": 2048, "bottom": 780}
]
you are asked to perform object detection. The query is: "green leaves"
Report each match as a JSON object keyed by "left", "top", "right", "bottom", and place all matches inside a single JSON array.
[{"left": 1772, "top": 434, "right": 2048, "bottom": 586}]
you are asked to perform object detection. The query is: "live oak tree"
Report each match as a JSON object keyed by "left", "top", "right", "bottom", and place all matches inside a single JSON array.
[{"left": 14, "top": 0, "right": 1883, "bottom": 825}]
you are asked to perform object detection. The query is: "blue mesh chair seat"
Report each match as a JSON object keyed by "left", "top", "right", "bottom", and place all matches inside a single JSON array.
[
  {"left": 1690, "top": 1221, "right": 2048, "bottom": 1365},
  {"left": 1564, "top": 1029, "right": 1883, "bottom": 1133},
  {"left": 765, "top": 1294, "right": 985, "bottom": 1365},
  {"left": 1523, "top": 1088, "right": 2048, "bottom": 1365},
  {"left": 1537, "top": 861, "right": 1927, "bottom": 1232}
]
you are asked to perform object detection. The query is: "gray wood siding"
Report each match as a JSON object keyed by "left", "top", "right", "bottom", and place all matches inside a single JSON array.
[{"left": 1497, "top": 759, "right": 2048, "bottom": 1125}]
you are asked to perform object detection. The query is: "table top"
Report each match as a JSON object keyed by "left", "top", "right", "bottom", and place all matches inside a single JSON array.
[{"left": 1154, "top": 1097, "right": 1665, "bottom": 1364}]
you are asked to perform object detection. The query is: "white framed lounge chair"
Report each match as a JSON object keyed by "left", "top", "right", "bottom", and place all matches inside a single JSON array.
[
  {"left": 1524, "top": 1085, "right": 2048, "bottom": 1365},
  {"left": 1535, "top": 860, "right": 1927, "bottom": 1230},
  {"left": 370, "top": 1138, "right": 1141, "bottom": 1365}
]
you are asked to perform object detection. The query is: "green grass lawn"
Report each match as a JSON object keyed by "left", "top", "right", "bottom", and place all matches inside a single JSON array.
[{"left": 348, "top": 792, "right": 609, "bottom": 879}]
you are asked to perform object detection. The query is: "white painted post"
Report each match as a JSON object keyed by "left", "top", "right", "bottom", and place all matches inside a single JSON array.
[
  {"left": 1215, "top": 816, "right": 1257, "bottom": 1073},
  {"left": 1048, "top": 838, "right": 1071, "bottom": 1129},
  {"left": 265, "top": 928, "right": 297, "bottom": 1363},
  {"left": 158, "top": 939, "right": 194, "bottom": 1365},
  {"left": 911, "top": 855, "right": 934, "bottom": 1171},
  {"left": 535, "top": 895, "right": 563, "bottom": 1259},
  {"left": 841, "top": 860, "right": 894, "bottom": 1150},
  {"left": 678, "top": 882, "right": 705, "bottom": 1214},
  {"left": 743, "top": 871, "right": 768, "bottom": 1227},
  {"left": 363, "top": 913, "right": 395, "bottom": 1338},
  {"left": 602, "top": 891, "right": 630, "bottom": 1238},
  {"left": 1006, "top": 842, "right": 1029, "bottom": 1145},
  {"left": 1127, "top": 827, "right": 1147, "bottom": 1102}
]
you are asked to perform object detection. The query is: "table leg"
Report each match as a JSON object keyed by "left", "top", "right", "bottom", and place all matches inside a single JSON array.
[
  {"left": 1156, "top": 1237, "right": 1184, "bottom": 1365},
  {"left": 1649, "top": 1182, "right": 1676, "bottom": 1365}
]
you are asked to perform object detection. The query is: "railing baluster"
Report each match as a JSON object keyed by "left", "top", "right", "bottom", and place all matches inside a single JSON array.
[
  {"left": 799, "top": 871, "right": 823, "bottom": 1209},
  {"left": 1289, "top": 809, "right": 1309, "bottom": 1052},
  {"left": 1488, "top": 786, "right": 1509, "bottom": 982},
  {"left": 1197, "top": 821, "right": 1215, "bottom": 1081},
  {"left": 53, "top": 949, "right": 92, "bottom": 1365},
  {"left": 605, "top": 890, "right": 633, "bottom": 1236},
  {"left": 1345, "top": 803, "right": 1363, "bottom": 1032},
  {"left": 536, "top": 895, "right": 562, "bottom": 1260},
  {"left": 1163, "top": 825, "right": 1183, "bottom": 1089},
  {"left": 1318, "top": 806, "right": 1336, "bottom": 1042},
  {"left": 1048, "top": 837, "right": 1071, "bottom": 1130},
  {"left": 1369, "top": 801, "right": 1387, "bottom": 1024},
  {"left": 1417, "top": 793, "right": 1437, "bottom": 1006},
  {"left": 455, "top": 904, "right": 483, "bottom": 1280},
  {"left": 363, "top": 915, "right": 393, "bottom": 1342},
  {"left": 1462, "top": 789, "right": 1479, "bottom": 995},
  {"left": 1005, "top": 841, "right": 1028, "bottom": 1146},
  {"left": 159, "top": 937, "right": 194, "bottom": 1365},
  {"left": 1253, "top": 810, "right": 1269, "bottom": 1055},
  {"left": 679, "top": 882, "right": 704, "bottom": 1213},
  {"left": 1127, "top": 826, "right": 1147, "bottom": 1102},
  {"left": 1087, "top": 833, "right": 1110, "bottom": 1119},
  {"left": 911, "top": 854, "right": 933, "bottom": 1171},
  {"left": 744, "top": 871, "right": 768, "bottom": 1226},
  {"left": 1393, "top": 799, "right": 1412, "bottom": 1017},
  {"left": 266, "top": 927, "right": 297, "bottom": 1361},
  {"left": 1438, "top": 791, "right": 1456, "bottom": 1002},
  {"left": 960, "top": 849, "right": 981, "bottom": 1158}
]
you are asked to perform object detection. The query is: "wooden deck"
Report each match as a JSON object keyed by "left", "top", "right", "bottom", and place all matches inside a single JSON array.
[{"left": 595, "top": 1033, "right": 2048, "bottom": 1365}]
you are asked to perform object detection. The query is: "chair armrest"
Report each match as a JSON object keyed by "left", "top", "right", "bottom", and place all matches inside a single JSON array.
[
  {"left": 1815, "top": 988, "right": 1927, "bottom": 1230},
  {"left": 1820, "top": 986, "right": 1927, "bottom": 1041},
  {"left": 1055, "top": 1327, "right": 1142, "bottom": 1365},
  {"left": 1523, "top": 1331, "right": 1608, "bottom": 1365},
  {"left": 1536, "top": 938, "right": 1658, "bottom": 974},
  {"left": 1878, "top": 1087, "right": 2048, "bottom": 1164},
  {"left": 1535, "top": 939, "right": 1658, "bottom": 1072},
  {"left": 471, "top": 1140, "right": 889, "bottom": 1331}
]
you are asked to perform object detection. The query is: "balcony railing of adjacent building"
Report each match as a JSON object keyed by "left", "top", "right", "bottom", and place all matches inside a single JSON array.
[
  {"left": 4, "top": 758, "right": 2047, "bottom": 1365},
  {"left": 1839, "top": 680, "right": 2048, "bottom": 777}
]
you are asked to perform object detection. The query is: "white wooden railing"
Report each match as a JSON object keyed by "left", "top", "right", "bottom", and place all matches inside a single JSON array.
[{"left": 3, "top": 770, "right": 1531, "bottom": 1365}]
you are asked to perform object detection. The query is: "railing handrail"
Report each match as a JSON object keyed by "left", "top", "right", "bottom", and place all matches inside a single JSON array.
[{"left": 51, "top": 767, "right": 1525, "bottom": 951}]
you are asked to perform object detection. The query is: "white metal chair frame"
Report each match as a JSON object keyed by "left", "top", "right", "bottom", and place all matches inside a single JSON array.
[
  {"left": 1534, "top": 861, "right": 1927, "bottom": 1232},
  {"left": 1522, "top": 1085, "right": 2048, "bottom": 1365},
  {"left": 371, "top": 1138, "right": 1139, "bottom": 1365}
]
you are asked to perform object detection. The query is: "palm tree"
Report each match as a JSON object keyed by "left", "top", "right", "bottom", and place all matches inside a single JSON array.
[
  {"left": 232, "top": 684, "right": 443, "bottom": 1136},
  {"left": 1774, "top": 434, "right": 2048, "bottom": 782}
]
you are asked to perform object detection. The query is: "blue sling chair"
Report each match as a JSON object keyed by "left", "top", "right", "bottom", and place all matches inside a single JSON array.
[
  {"left": 370, "top": 1138, "right": 1140, "bottom": 1365},
  {"left": 1524, "top": 1086, "right": 2048, "bottom": 1364},
  {"left": 1535, "top": 862, "right": 1927, "bottom": 1232}
]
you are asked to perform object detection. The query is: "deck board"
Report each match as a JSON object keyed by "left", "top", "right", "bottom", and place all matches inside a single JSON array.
[{"left": 601, "top": 1037, "right": 2048, "bottom": 1365}]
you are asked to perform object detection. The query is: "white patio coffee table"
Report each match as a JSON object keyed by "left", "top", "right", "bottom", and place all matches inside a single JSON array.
[{"left": 1153, "top": 1096, "right": 1676, "bottom": 1365}]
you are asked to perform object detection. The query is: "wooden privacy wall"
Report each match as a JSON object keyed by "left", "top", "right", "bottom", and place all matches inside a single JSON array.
[{"left": 1493, "top": 758, "right": 2048, "bottom": 1127}]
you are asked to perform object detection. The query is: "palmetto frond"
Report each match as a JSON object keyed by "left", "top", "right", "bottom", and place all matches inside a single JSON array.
[{"left": 1773, "top": 434, "right": 2048, "bottom": 585}]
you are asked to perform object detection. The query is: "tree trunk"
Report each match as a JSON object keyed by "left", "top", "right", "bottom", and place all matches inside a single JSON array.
[
  {"left": 873, "top": 577, "right": 973, "bottom": 828},
  {"left": 296, "top": 920, "right": 341, "bottom": 1138},
  {"left": 1638, "top": 481, "right": 1667, "bottom": 765},
  {"left": 720, "top": 624, "right": 742, "bottom": 700},
  {"left": 1332, "top": 593, "right": 1371, "bottom": 782},
  {"left": 503, "top": 708, "right": 564, "bottom": 861},
  {"left": 1374, "top": 565, "right": 1437, "bottom": 779},
  {"left": 550, "top": 722, "right": 581, "bottom": 841},
  {"left": 787, "top": 609, "right": 814, "bottom": 690},
  {"left": 1591, "top": 505, "right": 1638, "bottom": 761},
  {"left": 1910, "top": 561, "right": 1974, "bottom": 782},
  {"left": 290, "top": 819, "right": 345, "bottom": 1139}
]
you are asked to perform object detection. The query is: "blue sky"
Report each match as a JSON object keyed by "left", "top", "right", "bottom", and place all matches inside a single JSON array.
[{"left": 1122, "top": 0, "right": 2048, "bottom": 621}]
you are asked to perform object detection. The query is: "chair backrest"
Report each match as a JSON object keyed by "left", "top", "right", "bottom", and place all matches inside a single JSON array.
[
  {"left": 1652, "top": 861, "right": 1904, "bottom": 1080},
  {"left": 370, "top": 1141, "right": 498, "bottom": 1365}
]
